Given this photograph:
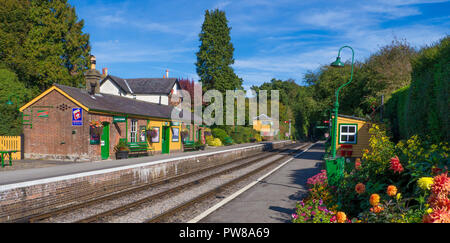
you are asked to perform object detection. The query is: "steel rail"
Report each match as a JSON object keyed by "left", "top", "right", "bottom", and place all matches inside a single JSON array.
[
  {"left": 75, "top": 143, "right": 304, "bottom": 223},
  {"left": 145, "top": 143, "right": 312, "bottom": 223},
  {"left": 26, "top": 144, "right": 295, "bottom": 223}
]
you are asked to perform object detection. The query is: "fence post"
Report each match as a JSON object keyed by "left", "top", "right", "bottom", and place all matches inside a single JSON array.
[{"left": 21, "top": 133, "right": 24, "bottom": 160}]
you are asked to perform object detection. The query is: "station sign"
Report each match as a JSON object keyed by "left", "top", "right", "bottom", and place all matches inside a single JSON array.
[{"left": 113, "top": 116, "right": 126, "bottom": 123}]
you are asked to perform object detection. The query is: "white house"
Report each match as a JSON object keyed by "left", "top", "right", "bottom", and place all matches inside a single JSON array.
[{"left": 99, "top": 75, "right": 181, "bottom": 106}]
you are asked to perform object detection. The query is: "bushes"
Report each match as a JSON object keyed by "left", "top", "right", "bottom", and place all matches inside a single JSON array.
[
  {"left": 385, "top": 36, "right": 449, "bottom": 143},
  {"left": 206, "top": 135, "right": 222, "bottom": 146}
]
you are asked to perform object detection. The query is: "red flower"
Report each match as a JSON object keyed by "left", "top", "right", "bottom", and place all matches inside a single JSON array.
[
  {"left": 355, "top": 158, "right": 361, "bottom": 170},
  {"left": 431, "top": 173, "right": 450, "bottom": 196},
  {"left": 389, "top": 156, "right": 404, "bottom": 173}
]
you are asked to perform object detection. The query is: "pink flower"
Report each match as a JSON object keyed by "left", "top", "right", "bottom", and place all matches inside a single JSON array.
[
  {"left": 292, "top": 213, "right": 298, "bottom": 219},
  {"left": 389, "top": 156, "right": 404, "bottom": 173}
]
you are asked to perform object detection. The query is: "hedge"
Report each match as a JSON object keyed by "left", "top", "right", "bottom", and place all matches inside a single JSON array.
[{"left": 385, "top": 36, "right": 449, "bottom": 143}]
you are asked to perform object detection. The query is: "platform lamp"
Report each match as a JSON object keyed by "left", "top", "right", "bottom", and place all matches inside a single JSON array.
[
  {"left": 6, "top": 94, "right": 20, "bottom": 105},
  {"left": 329, "top": 45, "right": 355, "bottom": 159},
  {"left": 324, "top": 45, "right": 354, "bottom": 186}
]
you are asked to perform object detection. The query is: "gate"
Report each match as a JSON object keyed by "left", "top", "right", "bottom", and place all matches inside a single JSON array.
[{"left": 0, "top": 136, "right": 21, "bottom": 160}]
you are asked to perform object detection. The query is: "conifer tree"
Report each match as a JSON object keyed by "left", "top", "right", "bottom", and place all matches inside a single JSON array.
[{"left": 195, "top": 9, "right": 242, "bottom": 93}]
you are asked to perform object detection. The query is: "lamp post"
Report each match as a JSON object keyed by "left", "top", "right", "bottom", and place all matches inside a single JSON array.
[
  {"left": 329, "top": 45, "right": 355, "bottom": 159},
  {"left": 6, "top": 94, "right": 20, "bottom": 105}
]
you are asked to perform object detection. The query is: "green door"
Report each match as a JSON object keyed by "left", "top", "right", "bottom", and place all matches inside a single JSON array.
[
  {"left": 162, "top": 126, "right": 170, "bottom": 154},
  {"left": 101, "top": 122, "right": 110, "bottom": 159}
]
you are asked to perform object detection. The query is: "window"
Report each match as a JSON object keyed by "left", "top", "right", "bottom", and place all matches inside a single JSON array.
[
  {"left": 139, "top": 126, "right": 146, "bottom": 142},
  {"left": 172, "top": 127, "right": 179, "bottom": 142},
  {"left": 130, "top": 120, "right": 137, "bottom": 142},
  {"left": 339, "top": 124, "right": 357, "bottom": 144}
]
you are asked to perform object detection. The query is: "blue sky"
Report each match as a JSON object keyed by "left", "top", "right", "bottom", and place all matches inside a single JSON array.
[{"left": 69, "top": 0, "right": 450, "bottom": 89}]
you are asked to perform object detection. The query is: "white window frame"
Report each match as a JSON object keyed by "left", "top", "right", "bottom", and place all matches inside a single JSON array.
[
  {"left": 339, "top": 124, "right": 357, "bottom": 144},
  {"left": 130, "top": 120, "right": 137, "bottom": 142}
]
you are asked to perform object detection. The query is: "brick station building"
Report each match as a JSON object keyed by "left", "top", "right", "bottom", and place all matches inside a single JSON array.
[{"left": 18, "top": 59, "right": 201, "bottom": 161}]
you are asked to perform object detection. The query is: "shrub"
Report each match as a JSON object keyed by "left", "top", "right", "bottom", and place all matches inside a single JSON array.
[
  {"left": 206, "top": 135, "right": 222, "bottom": 146},
  {"left": 212, "top": 128, "right": 228, "bottom": 143}
]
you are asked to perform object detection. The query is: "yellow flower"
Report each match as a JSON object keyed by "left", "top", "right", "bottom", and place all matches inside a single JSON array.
[
  {"left": 426, "top": 208, "right": 433, "bottom": 214},
  {"left": 396, "top": 193, "right": 402, "bottom": 201},
  {"left": 417, "top": 177, "right": 434, "bottom": 190}
]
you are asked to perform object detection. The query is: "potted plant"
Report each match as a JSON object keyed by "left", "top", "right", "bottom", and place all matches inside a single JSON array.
[
  {"left": 194, "top": 140, "right": 205, "bottom": 150},
  {"left": 114, "top": 139, "right": 130, "bottom": 159}
]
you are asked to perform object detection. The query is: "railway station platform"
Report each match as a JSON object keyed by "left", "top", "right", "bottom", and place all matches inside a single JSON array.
[
  {"left": 197, "top": 142, "right": 324, "bottom": 223},
  {"left": 0, "top": 140, "right": 292, "bottom": 222}
]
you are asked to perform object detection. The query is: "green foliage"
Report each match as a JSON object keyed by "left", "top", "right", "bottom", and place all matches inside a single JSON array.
[
  {"left": 206, "top": 135, "right": 222, "bottom": 146},
  {"left": 211, "top": 128, "right": 227, "bottom": 142},
  {"left": 384, "top": 85, "right": 410, "bottom": 141},
  {"left": 195, "top": 9, "right": 242, "bottom": 93},
  {"left": 0, "top": 0, "right": 90, "bottom": 135},
  {"left": 406, "top": 36, "right": 449, "bottom": 143},
  {"left": 0, "top": 68, "right": 31, "bottom": 135},
  {"left": 114, "top": 139, "right": 130, "bottom": 152},
  {"left": 384, "top": 36, "right": 449, "bottom": 143},
  {"left": 0, "top": 0, "right": 90, "bottom": 94},
  {"left": 229, "top": 126, "right": 259, "bottom": 144}
]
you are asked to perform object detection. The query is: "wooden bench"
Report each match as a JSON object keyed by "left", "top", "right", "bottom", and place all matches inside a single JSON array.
[{"left": 127, "top": 142, "right": 153, "bottom": 157}]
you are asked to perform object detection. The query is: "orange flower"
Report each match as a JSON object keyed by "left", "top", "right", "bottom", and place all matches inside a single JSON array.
[
  {"left": 370, "top": 194, "right": 380, "bottom": 206},
  {"left": 370, "top": 205, "right": 384, "bottom": 213},
  {"left": 387, "top": 185, "right": 397, "bottom": 197},
  {"left": 355, "top": 183, "right": 366, "bottom": 194},
  {"left": 336, "top": 212, "right": 347, "bottom": 223}
]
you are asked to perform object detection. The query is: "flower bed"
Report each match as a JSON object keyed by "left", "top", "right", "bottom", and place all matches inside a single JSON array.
[{"left": 293, "top": 125, "right": 449, "bottom": 223}]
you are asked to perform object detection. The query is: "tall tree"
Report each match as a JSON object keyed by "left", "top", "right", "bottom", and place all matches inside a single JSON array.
[
  {"left": 0, "top": 0, "right": 90, "bottom": 96},
  {"left": 195, "top": 9, "right": 242, "bottom": 93}
]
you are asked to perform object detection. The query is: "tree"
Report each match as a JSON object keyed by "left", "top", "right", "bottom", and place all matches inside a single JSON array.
[
  {"left": 195, "top": 9, "right": 242, "bottom": 94},
  {"left": 0, "top": 67, "right": 31, "bottom": 135},
  {"left": 0, "top": 0, "right": 90, "bottom": 95}
]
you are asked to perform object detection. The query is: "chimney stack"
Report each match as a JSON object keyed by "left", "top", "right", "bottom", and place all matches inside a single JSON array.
[
  {"left": 84, "top": 55, "right": 101, "bottom": 94},
  {"left": 102, "top": 67, "right": 108, "bottom": 78},
  {"left": 166, "top": 69, "right": 169, "bottom": 78}
]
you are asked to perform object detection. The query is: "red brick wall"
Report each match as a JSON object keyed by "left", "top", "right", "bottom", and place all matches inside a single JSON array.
[
  {"left": 22, "top": 90, "right": 95, "bottom": 161},
  {"left": 21, "top": 90, "right": 155, "bottom": 161}
]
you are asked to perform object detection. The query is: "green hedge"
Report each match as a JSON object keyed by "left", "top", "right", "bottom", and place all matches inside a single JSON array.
[
  {"left": 385, "top": 36, "right": 449, "bottom": 143},
  {"left": 384, "top": 85, "right": 410, "bottom": 141}
]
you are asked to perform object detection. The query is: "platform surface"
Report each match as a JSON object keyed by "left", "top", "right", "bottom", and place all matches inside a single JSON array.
[
  {"left": 0, "top": 141, "right": 290, "bottom": 186},
  {"left": 198, "top": 143, "right": 324, "bottom": 223}
]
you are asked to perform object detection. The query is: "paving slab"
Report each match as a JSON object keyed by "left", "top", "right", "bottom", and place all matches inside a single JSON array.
[{"left": 199, "top": 142, "right": 324, "bottom": 223}]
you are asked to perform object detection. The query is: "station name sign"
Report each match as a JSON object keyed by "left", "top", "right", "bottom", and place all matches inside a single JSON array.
[{"left": 113, "top": 116, "right": 126, "bottom": 123}]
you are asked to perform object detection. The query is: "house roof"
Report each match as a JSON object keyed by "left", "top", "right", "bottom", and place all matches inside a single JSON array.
[
  {"left": 337, "top": 114, "right": 368, "bottom": 121},
  {"left": 20, "top": 83, "right": 197, "bottom": 122},
  {"left": 101, "top": 75, "right": 179, "bottom": 95},
  {"left": 253, "top": 114, "right": 272, "bottom": 120}
]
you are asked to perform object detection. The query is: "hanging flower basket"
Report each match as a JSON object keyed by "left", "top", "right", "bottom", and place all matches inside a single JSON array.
[
  {"left": 90, "top": 121, "right": 103, "bottom": 137},
  {"left": 147, "top": 129, "right": 158, "bottom": 141}
]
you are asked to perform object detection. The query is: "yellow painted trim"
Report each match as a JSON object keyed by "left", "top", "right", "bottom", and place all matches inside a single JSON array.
[
  {"left": 19, "top": 86, "right": 56, "bottom": 112},
  {"left": 19, "top": 85, "right": 89, "bottom": 112}
]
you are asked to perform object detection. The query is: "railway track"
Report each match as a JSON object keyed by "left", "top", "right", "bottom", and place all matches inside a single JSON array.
[
  {"left": 26, "top": 142, "right": 300, "bottom": 223},
  {"left": 145, "top": 142, "right": 312, "bottom": 223}
]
